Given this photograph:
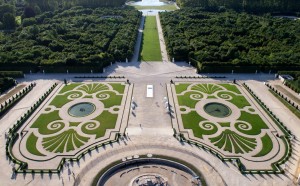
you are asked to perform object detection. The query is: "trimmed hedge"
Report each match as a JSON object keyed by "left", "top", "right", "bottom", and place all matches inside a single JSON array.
[
  {"left": 5, "top": 83, "right": 57, "bottom": 173},
  {"left": 0, "top": 83, "right": 35, "bottom": 116},
  {"left": 0, "top": 71, "right": 24, "bottom": 78}
]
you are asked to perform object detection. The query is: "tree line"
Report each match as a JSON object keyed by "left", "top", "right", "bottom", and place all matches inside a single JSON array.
[
  {"left": 160, "top": 9, "right": 300, "bottom": 72},
  {"left": 0, "top": 7, "right": 141, "bottom": 72},
  {"left": 0, "top": 0, "right": 128, "bottom": 30},
  {"left": 176, "top": 0, "right": 300, "bottom": 14}
]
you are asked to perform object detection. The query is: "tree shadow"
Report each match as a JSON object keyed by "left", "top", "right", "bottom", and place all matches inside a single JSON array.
[
  {"left": 169, "top": 113, "right": 174, "bottom": 119},
  {"left": 132, "top": 112, "right": 136, "bottom": 117},
  {"left": 23, "top": 171, "right": 26, "bottom": 179},
  {"left": 76, "top": 160, "right": 81, "bottom": 168},
  {"left": 258, "top": 173, "right": 266, "bottom": 179},
  {"left": 221, "top": 161, "right": 229, "bottom": 167},
  {"left": 249, "top": 173, "right": 258, "bottom": 180},
  {"left": 273, "top": 173, "right": 284, "bottom": 180},
  {"left": 242, "top": 173, "right": 251, "bottom": 180},
  {"left": 32, "top": 171, "right": 35, "bottom": 180},
  {"left": 49, "top": 171, "right": 53, "bottom": 179},
  {"left": 132, "top": 101, "right": 137, "bottom": 107}
]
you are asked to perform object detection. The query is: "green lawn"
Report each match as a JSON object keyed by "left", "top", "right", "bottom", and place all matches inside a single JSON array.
[
  {"left": 253, "top": 133, "right": 273, "bottom": 157},
  {"left": 140, "top": 16, "right": 162, "bottom": 61},
  {"left": 26, "top": 133, "right": 45, "bottom": 156},
  {"left": 182, "top": 111, "right": 218, "bottom": 139}
]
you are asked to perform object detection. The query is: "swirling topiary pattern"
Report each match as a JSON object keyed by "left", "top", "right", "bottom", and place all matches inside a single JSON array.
[
  {"left": 46, "top": 121, "right": 66, "bottom": 133},
  {"left": 190, "top": 93, "right": 203, "bottom": 100},
  {"left": 81, "top": 121, "right": 101, "bottom": 132},
  {"left": 95, "top": 93, "right": 110, "bottom": 100},
  {"left": 67, "top": 91, "right": 84, "bottom": 100}
]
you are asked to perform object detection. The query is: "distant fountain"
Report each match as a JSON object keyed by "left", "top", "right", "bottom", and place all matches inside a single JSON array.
[{"left": 133, "top": 0, "right": 166, "bottom": 6}]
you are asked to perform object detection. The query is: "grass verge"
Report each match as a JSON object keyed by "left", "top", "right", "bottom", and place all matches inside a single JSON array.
[
  {"left": 269, "top": 90, "right": 300, "bottom": 119},
  {"left": 140, "top": 16, "right": 162, "bottom": 61}
]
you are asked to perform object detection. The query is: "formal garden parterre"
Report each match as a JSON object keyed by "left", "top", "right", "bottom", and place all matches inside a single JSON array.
[
  {"left": 170, "top": 82, "right": 290, "bottom": 171},
  {"left": 10, "top": 82, "right": 131, "bottom": 170}
]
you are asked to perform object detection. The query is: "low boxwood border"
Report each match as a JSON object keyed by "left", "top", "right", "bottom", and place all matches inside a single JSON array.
[
  {"left": 74, "top": 76, "right": 125, "bottom": 79},
  {"left": 5, "top": 83, "right": 57, "bottom": 173},
  {"left": 175, "top": 75, "right": 226, "bottom": 79},
  {"left": 0, "top": 71, "right": 24, "bottom": 78}
]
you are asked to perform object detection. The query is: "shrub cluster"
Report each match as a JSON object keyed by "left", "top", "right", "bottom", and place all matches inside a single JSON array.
[{"left": 0, "top": 83, "right": 36, "bottom": 116}]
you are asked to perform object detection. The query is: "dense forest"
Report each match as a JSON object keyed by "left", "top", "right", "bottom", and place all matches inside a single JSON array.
[
  {"left": 0, "top": 7, "right": 141, "bottom": 72},
  {"left": 160, "top": 9, "right": 300, "bottom": 72},
  {"left": 24, "top": 0, "right": 127, "bottom": 12},
  {"left": 176, "top": 0, "right": 300, "bottom": 13}
]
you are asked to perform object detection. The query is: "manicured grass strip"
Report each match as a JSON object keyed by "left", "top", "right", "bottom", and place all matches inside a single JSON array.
[
  {"left": 236, "top": 112, "right": 269, "bottom": 135},
  {"left": 109, "top": 83, "right": 125, "bottom": 94},
  {"left": 253, "top": 133, "right": 273, "bottom": 157},
  {"left": 98, "top": 91, "right": 123, "bottom": 108},
  {"left": 84, "top": 95, "right": 93, "bottom": 98},
  {"left": 69, "top": 122, "right": 81, "bottom": 127},
  {"left": 182, "top": 111, "right": 217, "bottom": 139},
  {"left": 50, "top": 91, "right": 83, "bottom": 108},
  {"left": 175, "top": 83, "right": 190, "bottom": 94},
  {"left": 217, "top": 91, "right": 251, "bottom": 109},
  {"left": 218, "top": 122, "right": 231, "bottom": 127},
  {"left": 26, "top": 133, "right": 45, "bottom": 156},
  {"left": 224, "top": 135, "right": 233, "bottom": 152},
  {"left": 31, "top": 111, "right": 63, "bottom": 135},
  {"left": 207, "top": 95, "right": 217, "bottom": 99},
  {"left": 81, "top": 111, "right": 117, "bottom": 139},
  {"left": 59, "top": 83, "right": 81, "bottom": 94},
  {"left": 219, "top": 84, "right": 241, "bottom": 94},
  {"left": 177, "top": 91, "right": 203, "bottom": 108},
  {"left": 140, "top": 16, "right": 162, "bottom": 61},
  {"left": 269, "top": 90, "right": 300, "bottom": 119}
]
